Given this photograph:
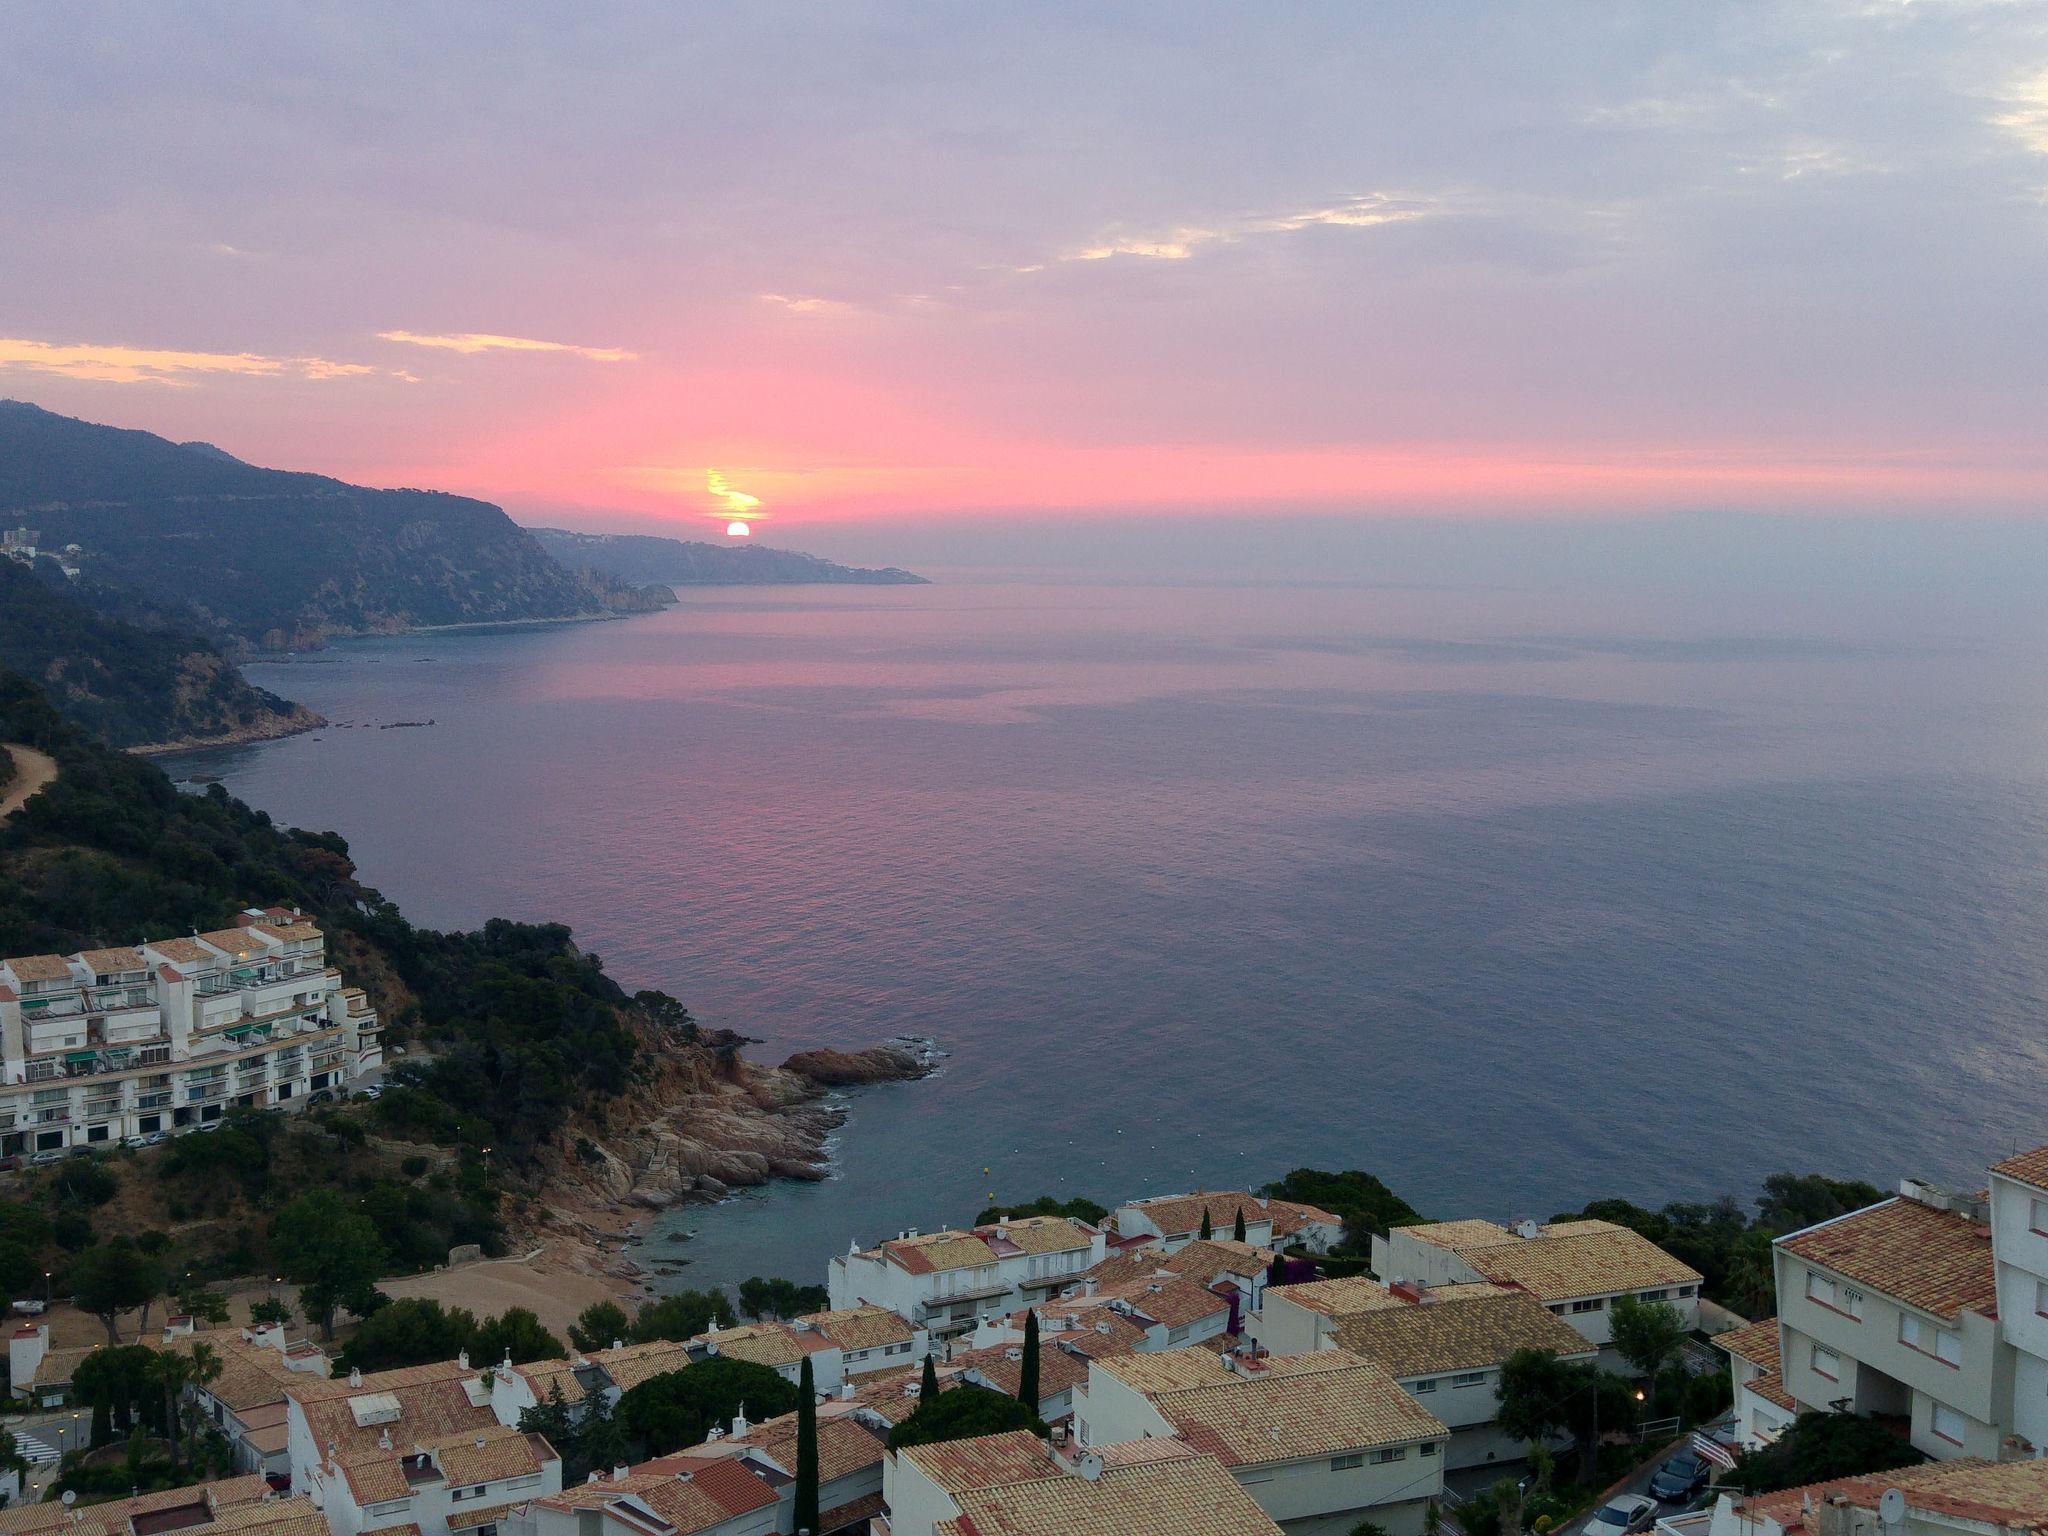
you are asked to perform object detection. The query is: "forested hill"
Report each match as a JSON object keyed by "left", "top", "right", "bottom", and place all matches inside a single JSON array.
[
  {"left": 0, "top": 401, "right": 667, "bottom": 649},
  {"left": 530, "top": 526, "right": 928, "bottom": 586},
  {"left": 0, "top": 559, "right": 319, "bottom": 749}
]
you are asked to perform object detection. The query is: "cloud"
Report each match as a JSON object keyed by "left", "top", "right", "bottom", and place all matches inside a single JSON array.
[
  {"left": 759, "top": 293, "right": 860, "bottom": 317},
  {"left": 1992, "top": 69, "right": 2048, "bottom": 156},
  {"left": 376, "top": 330, "right": 637, "bottom": 361},
  {"left": 0, "top": 337, "right": 376, "bottom": 386},
  {"left": 1060, "top": 193, "right": 1431, "bottom": 265},
  {"left": 706, "top": 469, "right": 762, "bottom": 514}
]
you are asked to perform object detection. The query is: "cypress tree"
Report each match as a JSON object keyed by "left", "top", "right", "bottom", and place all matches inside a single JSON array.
[
  {"left": 921, "top": 1351, "right": 940, "bottom": 1400},
  {"left": 1199, "top": 1208, "right": 1213, "bottom": 1241},
  {"left": 1233, "top": 1207, "right": 1247, "bottom": 1242},
  {"left": 1017, "top": 1311, "right": 1040, "bottom": 1409},
  {"left": 1267, "top": 1254, "right": 1287, "bottom": 1289},
  {"left": 794, "top": 1355, "right": 819, "bottom": 1536}
]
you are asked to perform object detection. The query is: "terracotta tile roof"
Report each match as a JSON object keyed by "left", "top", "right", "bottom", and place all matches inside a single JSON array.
[
  {"left": 200, "top": 929, "right": 269, "bottom": 958},
  {"left": 1714, "top": 1318, "right": 1781, "bottom": 1373},
  {"left": 845, "top": 1364, "right": 926, "bottom": 1426},
  {"left": 444, "top": 1504, "right": 523, "bottom": 1532},
  {"left": 3, "top": 953, "right": 74, "bottom": 983},
  {"left": 1778, "top": 1197, "right": 1996, "bottom": 1321},
  {"left": 1026, "top": 1301, "right": 1153, "bottom": 1358},
  {"left": 1265, "top": 1198, "right": 1344, "bottom": 1238},
  {"left": 0, "top": 1489, "right": 322, "bottom": 1536},
  {"left": 1084, "top": 1238, "right": 1271, "bottom": 1292},
  {"left": 818, "top": 1490, "right": 886, "bottom": 1530},
  {"left": 729, "top": 1408, "right": 888, "bottom": 1482},
  {"left": 1334, "top": 1290, "right": 1596, "bottom": 1378},
  {"left": 1457, "top": 1222, "right": 1701, "bottom": 1302},
  {"left": 885, "top": 1231, "right": 1000, "bottom": 1274},
  {"left": 631, "top": 1458, "right": 779, "bottom": 1533},
  {"left": 535, "top": 1470, "right": 675, "bottom": 1512},
  {"left": 145, "top": 937, "right": 217, "bottom": 964},
  {"left": 706, "top": 1324, "right": 807, "bottom": 1368},
  {"left": 298, "top": 1374, "right": 499, "bottom": 1464},
  {"left": 590, "top": 1338, "right": 693, "bottom": 1393},
  {"left": 803, "top": 1304, "right": 914, "bottom": 1352},
  {"left": 938, "top": 1442, "right": 1283, "bottom": 1536},
  {"left": 984, "top": 1215, "right": 1095, "bottom": 1255},
  {"left": 77, "top": 947, "right": 146, "bottom": 972},
  {"left": 953, "top": 1338, "right": 1092, "bottom": 1404},
  {"left": 901, "top": 1428, "right": 1060, "bottom": 1493},
  {"left": 434, "top": 1425, "right": 551, "bottom": 1486},
  {"left": 1269, "top": 1276, "right": 1402, "bottom": 1318},
  {"left": 209, "top": 1506, "right": 332, "bottom": 1536},
  {"left": 1991, "top": 1145, "right": 2048, "bottom": 1195},
  {"left": 168, "top": 1333, "right": 299, "bottom": 1413},
  {"left": 1743, "top": 1370, "right": 1796, "bottom": 1412},
  {"left": 1737, "top": 1457, "right": 2048, "bottom": 1536},
  {"left": 1101, "top": 1348, "right": 1448, "bottom": 1465},
  {"left": 1120, "top": 1193, "right": 1271, "bottom": 1240},
  {"left": 1400, "top": 1219, "right": 1522, "bottom": 1250},
  {"left": 1095, "top": 1276, "right": 1233, "bottom": 1332},
  {"left": 32, "top": 1342, "right": 99, "bottom": 1387}
]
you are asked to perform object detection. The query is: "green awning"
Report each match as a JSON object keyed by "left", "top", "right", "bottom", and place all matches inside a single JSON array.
[
  {"left": 64, "top": 1050, "right": 97, "bottom": 1064},
  {"left": 224, "top": 1022, "right": 259, "bottom": 1039}
]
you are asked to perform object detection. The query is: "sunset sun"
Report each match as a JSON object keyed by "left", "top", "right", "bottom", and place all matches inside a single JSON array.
[{"left": 726, "top": 520, "right": 751, "bottom": 537}]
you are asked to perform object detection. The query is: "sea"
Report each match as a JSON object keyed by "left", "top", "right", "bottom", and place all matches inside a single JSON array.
[{"left": 163, "top": 579, "right": 2048, "bottom": 1296}]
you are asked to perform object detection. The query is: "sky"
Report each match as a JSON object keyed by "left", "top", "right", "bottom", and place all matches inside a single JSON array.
[{"left": 2, "top": 1, "right": 2047, "bottom": 562}]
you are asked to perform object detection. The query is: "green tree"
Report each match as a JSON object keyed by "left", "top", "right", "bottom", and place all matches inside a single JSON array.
[
  {"left": 886, "top": 1383, "right": 1047, "bottom": 1450},
  {"left": 336, "top": 1298, "right": 478, "bottom": 1373},
  {"left": 1199, "top": 1209, "right": 1213, "bottom": 1241},
  {"left": 472, "top": 1307, "right": 563, "bottom": 1366},
  {"left": 1017, "top": 1312, "right": 1040, "bottom": 1408},
  {"left": 1232, "top": 1207, "right": 1247, "bottom": 1242},
  {"left": 72, "top": 1345, "right": 158, "bottom": 1443},
  {"left": 0, "top": 1238, "right": 39, "bottom": 1298},
  {"left": 737, "top": 1276, "right": 830, "bottom": 1320},
  {"left": 157, "top": 1342, "right": 222, "bottom": 1470},
  {"left": 1732, "top": 1412, "right": 1925, "bottom": 1493},
  {"left": 615, "top": 1360, "right": 799, "bottom": 1456},
  {"left": 270, "top": 1190, "right": 387, "bottom": 1340},
  {"left": 1259, "top": 1169, "right": 1424, "bottom": 1250},
  {"left": 794, "top": 1356, "right": 820, "bottom": 1536},
  {"left": 1754, "top": 1176, "right": 1887, "bottom": 1234},
  {"left": 1609, "top": 1296, "right": 1688, "bottom": 1377},
  {"left": 569, "top": 1300, "right": 631, "bottom": 1354},
  {"left": 921, "top": 1353, "right": 940, "bottom": 1401},
  {"left": 176, "top": 1285, "right": 231, "bottom": 1326},
  {"left": 70, "top": 1241, "right": 164, "bottom": 1345},
  {"left": 578, "top": 1388, "right": 629, "bottom": 1475},
  {"left": 631, "top": 1289, "right": 736, "bottom": 1343},
  {"left": 249, "top": 1297, "right": 294, "bottom": 1327},
  {"left": 972, "top": 1195, "right": 1109, "bottom": 1227}
]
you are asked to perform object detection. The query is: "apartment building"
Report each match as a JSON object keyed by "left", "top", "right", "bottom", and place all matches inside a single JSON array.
[
  {"left": 1073, "top": 1347, "right": 1448, "bottom": 1536},
  {"left": 679, "top": 1306, "right": 926, "bottom": 1396},
  {"left": 1082, "top": 1237, "right": 1277, "bottom": 1327},
  {"left": 1373, "top": 1218, "right": 1701, "bottom": 1360},
  {"left": 0, "top": 909, "right": 381, "bottom": 1156},
  {"left": 0, "top": 1474, "right": 325, "bottom": 1536},
  {"left": 1988, "top": 1146, "right": 2048, "bottom": 1457},
  {"left": 1112, "top": 1192, "right": 1345, "bottom": 1256},
  {"left": 1714, "top": 1317, "right": 1796, "bottom": 1450},
  {"left": 827, "top": 1216, "right": 1106, "bottom": 1337},
  {"left": 882, "top": 1427, "right": 1285, "bottom": 1536},
  {"left": 312, "top": 1422, "right": 561, "bottom": 1536},
  {"left": 723, "top": 1404, "right": 893, "bottom": 1534},
  {"left": 1699, "top": 1453, "right": 2048, "bottom": 1536},
  {"left": 1773, "top": 1181, "right": 2010, "bottom": 1461},
  {"left": 1257, "top": 1277, "right": 1596, "bottom": 1470}
]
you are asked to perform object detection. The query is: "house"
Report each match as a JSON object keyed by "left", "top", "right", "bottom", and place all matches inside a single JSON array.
[
  {"left": 1988, "top": 1145, "right": 2048, "bottom": 1458},
  {"left": 882, "top": 1427, "right": 1284, "bottom": 1536},
  {"left": 0, "top": 1474, "right": 323, "bottom": 1536},
  {"left": 1257, "top": 1277, "right": 1596, "bottom": 1470},
  {"left": 1080, "top": 1237, "right": 1277, "bottom": 1326},
  {"left": 675, "top": 1306, "right": 926, "bottom": 1397},
  {"left": 0, "top": 911, "right": 381, "bottom": 1157},
  {"left": 312, "top": 1422, "right": 561, "bottom": 1536},
  {"left": 1112, "top": 1194, "right": 1346, "bottom": 1257},
  {"left": 1773, "top": 1181, "right": 2006, "bottom": 1461},
  {"left": 166, "top": 1320, "right": 332, "bottom": 1476},
  {"left": 7, "top": 1323, "right": 94, "bottom": 1406},
  {"left": 284, "top": 1356, "right": 508, "bottom": 1513},
  {"left": 1700, "top": 1455, "right": 2048, "bottom": 1536},
  {"left": 827, "top": 1217, "right": 1105, "bottom": 1338},
  {"left": 1373, "top": 1218, "right": 1701, "bottom": 1360},
  {"left": 724, "top": 1402, "right": 893, "bottom": 1533},
  {"left": 490, "top": 1339, "right": 695, "bottom": 1426},
  {"left": 1073, "top": 1347, "right": 1448, "bottom": 1535},
  {"left": 971, "top": 1275, "right": 1234, "bottom": 1364},
  {"left": 505, "top": 1454, "right": 782, "bottom": 1536},
  {"left": 1713, "top": 1317, "right": 1795, "bottom": 1451}
]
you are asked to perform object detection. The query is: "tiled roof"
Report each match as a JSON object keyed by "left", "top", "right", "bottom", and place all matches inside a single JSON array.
[
  {"left": 803, "top": 1304, "right": 914, "bottom": 1352},
  {"left": 953, "top": 1338, "right": 1093, "bottom": 1404},
  {"left": 730, "top": 1408, "right": 888, "bottom": 1482},
  {"left": 937, "top": 1441, "right": 1284, "bottom": 1536},
  {"left": 986, "top": 1215, "right": 1095, "bottom": 1255},
  {"left": 707, "top": 1324, "right": 807, "bottom": 1368},
  {"left": 1992, "top": 1145, "right": 2048, "bottom": 1195},
  {"left": 1265, "top": 1198, "right": 1344, "bottom": 1237},
  {"left": 2, "top": 953, "right": 74, "bottom": 982},
  {"left": 1737, "top": 1457, "right": 2048, "bottom": 1536},
  {"left": 885, "top": 1232, "right": 998, "bottom": 1274},
  {"left": 435, "top": 1425, "right": 551, "bottom": 1486},
  {"left": 200, "top": 929, "right": 268, "bottom": 958},
  {"left": 1334, "top": 1290, "right": 1596, "bottom": 1378},
  {"left": 77, "top": 947, "right": 146, "bottom": 972},
  {"left": 1714, "top": 1317, "right": 1781, "bottom": 1373},
  {"left": 1743, "top": 1370, "right": 1795, "bottom": 1412},
  {"left": 900, "top": 1429, "right": 1058, "bottom": 1493},
  {"left": 445, "top": 1504, "right": 523, "bottom": 1532},
  {"left": 1778, "top": 1197, "right": 1997, "bottom": 1322},
  {"left": 1084, "top": 1238, "right": 1271, "bottom": 1291},
  {"left": 1268, "top": 1276, "right": 1402, "bottom": 1318},
  {"left": 0, "top": 1488, "right": 323, "bottom": 1536},
  {"left": 1400, "top": 1219, "right": 1522, "bottom": 1250},
  {"left": 169, "top": 1333, "right": 300, "bottom": 1413},
  {"left": 1103, "top": 1348, "right": 1447, "bottom": 1466},
  {"left": 591, "top": 1338, "right": 693, "bottom": 1393},
  {"left": 1459, "top": 1222, "right": 1702, "bottom": 1302},
  {"left": 145, "top": 937, "right": 216, "bottom": 964},
  {"left": 298, "top": 1373, "right": 498, "bottom": 1463},
  {"left": 1121, "top": 1193, "right": 1270, "bottom": 1240},
  {"left": 633, "top": 1459, "right": 779, "bottom": 1532},
  {"left": 32, "top": 1342, "right": 99, "bottom": 1387}
]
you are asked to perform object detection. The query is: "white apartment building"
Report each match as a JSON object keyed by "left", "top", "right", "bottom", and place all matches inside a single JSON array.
[
  {"left": 827, "top": 1216, "right": 1106, "bottom": 1337},
  {"left": 1989, "top": 1145, "right": 2048, "bottom": 1456},
  {"left": 1713, "top": 1316, "right": 1796, "bottom": 1450},
  {"left": 1773, "top": 1181, "right": 2011, "bottom": 1462},
  {"left": 1373, "top": 1218, "right": 1701, "bottom": 1361},
  {"left": 0, "top": 908, "right": 381, "bottom": 1155},
  {"left": 1073, "top": 1347, "right": 1448, "bottom": 1536}
]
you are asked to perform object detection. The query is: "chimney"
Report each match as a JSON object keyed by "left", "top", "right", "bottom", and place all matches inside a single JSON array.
[
  {"left": 475, "top": 1435, "right": 487, "bottom": 1450},
  {"left": 348, "top": 1367, "right": 363, "bottom": 1387},
  {"left": 586, "top": 1472, "right": 601, "bottom": 1485},
  {"left": 1005, "top": 1347, "right": 1023, "bottom": 1362},
  {"left": 732, "top": 1409, "right": 750, "bottom": 1437},
  {"left": 1050, "top": 1425, "right": 1067, "bottom": 1446},
  {"left": 1390, "top": 1280, "right": 1425, "bottom": 1305},
  {"left": 378, "top": 1429, "right": 392, "bottom": 1451},
  {"left": 611, "top": 1338, "right": 624, "bottom": 1351},
  {"left": 612, "top": 1465, "right": 629, "bottom": 1482},
  {"left": 458, "top": 1350, "right": 470, "bottom": 1371}
]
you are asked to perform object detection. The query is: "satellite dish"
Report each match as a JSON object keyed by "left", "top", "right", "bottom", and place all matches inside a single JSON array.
[
  {"left": 61, "top": 1492, "right": 76, "bottom": 1508},
  {"left": 1879, "top": 1489, "right": 1906, "bottom": 1526}
]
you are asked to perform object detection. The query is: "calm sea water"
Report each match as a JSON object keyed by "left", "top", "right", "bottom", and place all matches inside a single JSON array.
[{"left": 168, "top": 583, "right": 2048, "bottom": 1295}]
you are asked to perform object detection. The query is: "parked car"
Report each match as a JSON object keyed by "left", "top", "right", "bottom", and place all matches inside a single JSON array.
[
  {"left": 0, "top": 1153, "right": 19, "bottom": 1173},
  {"left": 144, "top": 1130, "right": 169, "bottom": 1145},
  {"left": 360, "top": 1085, "right": 383, "bottom": 1100},
  {"left": 1650, "top": 1451, "right": 1710, "bottom": 1503},
  {"left": 1586, "top": 1495, "right": 1661, "bottom": 1536},
  {"left": 11, "top": 1299, "right": 46, "bottom": 1315},
  {"left": 29, "top": 1148, "right": 66, "bottom": 1166},
  {"left": 123, "top": 1135, "right": 148, "bottom": 1150}
]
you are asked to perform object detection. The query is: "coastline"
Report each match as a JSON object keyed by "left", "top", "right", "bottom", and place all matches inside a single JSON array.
[{"left": 129, "top": 706, "right": 326, "bottom": 756}]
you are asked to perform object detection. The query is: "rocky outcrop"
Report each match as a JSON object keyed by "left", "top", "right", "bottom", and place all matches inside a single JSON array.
[{"left": 781, "top": 1042, "right": 932, "bottom": 1087}]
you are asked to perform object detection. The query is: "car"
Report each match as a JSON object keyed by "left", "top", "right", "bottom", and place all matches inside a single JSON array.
[
  {"left": 0, "top": 1153, "right": 19, "bottom": 1173},
  {"left": 123, "top": 1135, "right": 148, "bottom": 1150},
  {"left": 309, "top": 1090, "right": 334, "bottom": 1105},
  {"left": 29, "top": 1148, "right": 66, "bottom": 1166},
  {"left": 197, "top": 1120, "right": 221, "bottom": 1133},
  {"left": 360, "top": 1085, "right": 383, "bottom": 1100},
  {"left": 144, "top": 1131, "right": 169, "bottom": 1145},
  {"left": 11, "top": 1298, "right": 46, "bottom": 1315},
  {"left": 1650, "top": 1451, "right": 1710, "bottom": 1503},
  {"left": 1585, "top": 1495, "right": 1661, "bottom": 1536}
]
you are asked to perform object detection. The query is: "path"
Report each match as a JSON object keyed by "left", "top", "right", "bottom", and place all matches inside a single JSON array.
[{"left": 0, "top": 742, "right": 57, "bottom": 821}]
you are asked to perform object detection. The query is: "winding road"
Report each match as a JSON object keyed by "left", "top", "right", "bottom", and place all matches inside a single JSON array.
[{"left": 0, "top": 741, "right": 57, "bottom": 821}]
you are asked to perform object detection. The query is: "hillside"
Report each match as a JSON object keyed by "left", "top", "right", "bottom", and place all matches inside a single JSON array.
[
  {"left": 0, "top": 401, "right": 668, "bottom": 648},
  {"left": 0, "top": 558, "right": 320, "bottom": 749},
  {"left": 530, "top": 526, "right": 928, "bottom": 586}
]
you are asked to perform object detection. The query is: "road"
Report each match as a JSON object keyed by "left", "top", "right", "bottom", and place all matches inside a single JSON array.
[{"left": 0, "top": 742, "right": 57, "bottom": 821}]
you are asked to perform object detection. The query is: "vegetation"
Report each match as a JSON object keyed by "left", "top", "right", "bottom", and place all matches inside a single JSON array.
[
  {"left": 570, "top": 1300, "right": 633, "bottom": 1353},
  {"left": 530, "top": 526, "right": 926, "bottom": 587},
  {"left": 1609, "top": 1296, "right": 1689, "bottom": 1377},
  {"left": 630, "top": 1290, "right": 738, "bottom": 1342},
  {"left": 1260, "top": 1168, "right": 1424, "bottom": 1249},
  {"left": 886, "top": 1383, "right": 1048, "bottom": 1450},
  {"left": 70, "top": 1242, "right": 165, "bottom": 1346},
  {"left": 736, "top": 1275, "right": 830, "bottom": 1320},
  {"left": 794, "top": 1357, "right": 820, "bottom": 1536},
  {"left": 615, "top": 1360, "right": 799, "bottom": 1456},
  {"left": 1017, "top": 1311, "right": 1040, "bottom": 1405},
  {"left": 1731, "top": 1412, "right": 1926, "bottom": 1493},
  {"left": 973, "top": 1194, "right": 1109, "bottom": 1226},
  {"left": 336, "top": 1298, "right": 564, "bottom": 1372},
  {"left": 519, "top": 1381, "right": 628, "bottom": 1486},
  {"left": 271, "top": 1189, "right": 389, "bottom": 1340}
]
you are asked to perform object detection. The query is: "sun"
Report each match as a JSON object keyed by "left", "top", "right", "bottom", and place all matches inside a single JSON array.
[{"left": 726, "top": 521, "right": 751, "bottom": 538}]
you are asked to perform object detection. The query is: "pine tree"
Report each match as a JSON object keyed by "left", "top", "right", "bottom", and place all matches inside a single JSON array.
[
  {"left": 1233, "top": 1207, "right": 1247, "bottom": 1242},
  {"left": 794, "top": 1355, "right": 819, "bottom": 1536},
  {"left": 1017, "top": 1312, "right": 1040, "bottom": 1409},
  {"left": 921, "top": 1352, "right": 940, "bottom": 1400},
  {"left": 1199, "top": 1209, "right": 1213, "bottom": 1240}
]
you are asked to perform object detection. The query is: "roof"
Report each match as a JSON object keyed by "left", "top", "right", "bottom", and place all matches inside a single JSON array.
[
  {"left": 1714, "top": 1317, "right": 1781, "bottom": 1373},
  {"left": 1084, "top": 1238, "right": 1272, "bottom": 1291},
  {"left": 1121, "top": 1193, "right": 1271, "bottom": 1240},
  {"left": 1400, "top": 1219, "right": 1523, "bottom": 1250},
  {"left": 1451, "top": 1221, "right": 1702, "bottom": 1302},
  {"left": 1096, "top": 1275, "right": 1233, "bottom": 1331},
  {"left": 296, "top": 1371, "right": 499, "bottom": 1463},
  {"left": 3, "top": 953, "right": 74, "bottom": 982},
  {"left": 1743, "top": 1370, "right": 1796, "bottom": 1412},
  {"left": 0, "top": 1487, "right": 321, "bottom": 1536},
  {"left": 200, "top": 929, "right": 268, "bottom": 958},
  {"left": 900, "top": 1429, "right": 1056, "bottom": 1493},
  {"left": 935, "top": 1440, "right": 1283, "bottom": 1536},
  {"left": 706, "top": 1324, "right": 808, "bottom": 1368},
  {"left": 628, "top": 1458, "right": 779, "bottom": 1534},
  {"left": 1268, "top": 1275, "right": 1403, "bottom": 1318},
  {"left": 77, "top": 946, "right": 146, "bottom": 972},
  {"left": 1097, "top": 1348, "right": 1447, "bottom": 1465},
  {"left": 729, "top": 1409, "right": 888, "bottom": 1483},
  {"left": 145, "top": 937, "right": 217, "bottom": 964},
  {"left": 804, "top": 1304, "right": 914, "bottom": 1352},
  {"left": 1334, "top": 1289, "right": 1597, "bottom": 1378},
  {"left": 985, "top": 1215, "right": 1094, "bottom": 1255},
  {"left": 951, "top": 1338, "right": 1092, "bottom": 1405},
  {"left": 1736, "top": 1458, "right": 2048, "bottom": 1536},
  {"left": 32, "top": 1342, "right": 99, "bottom": 1386},
  {"left": 168, "top": 1333, "right": 300, "bottom": 1413},
  {"left": 1992, "top": 1145, "right": 2048, "bottom": 1195},
  {"left": 1777, "top": 1197, "right": 1997, "bottom": 1322},
  {"left": 884, "top": 1232, "right": 999, "bottom": 1274},
  {"left": 1264, "top": 1198, "right": 1344, "bottom": 1238}
]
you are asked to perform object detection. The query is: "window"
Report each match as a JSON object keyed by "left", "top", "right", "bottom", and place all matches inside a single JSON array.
[
  {"left": 1811, "top": 1344, "right": 1841, "bottom": 1381},
  {"left": 1331, "top": 1454, "right": 1364, "bottom": 1471},
  {"left": 1900, "top": 1314, "right": 1962, "bottom": 1366},
  {"left": 1570, "top": 1298, "right": 1605, "bottom": 1314},
  {"left": 1679, "top": 1285, "right": 1699, "bottom": 1298},
  {"left": 2037, "top": 1279, "right": 2048, "bottom": 1319},
  {"left": 2032, "top": 1198, "right": 2048, "bottom": 1237},
  {"left": 1420, "top": 1441, "right": 1440, "bottom": 1458},
  {"left": 1371, "top": 1447, "right": 1407, "bottom": 1465},
  {"left": 1932, "top": 1405, "right": 1967, "bottom": 1446},
  {"left": 1638, "top": 1289, "right": 1669, "bottom": 1302},
  {"left": 1168, "top": 1325, "right": 1191, "bottom": 1344},
  {"left": 1412, "top": 1378, "right": 1439, "bottom": 1393},
  {"left": 1451, "top": 1372, "right": 1487, "bottom": 1388},
  {"left": 1806, "top": 1271, "right": 1861, "bottom": 1318}
]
